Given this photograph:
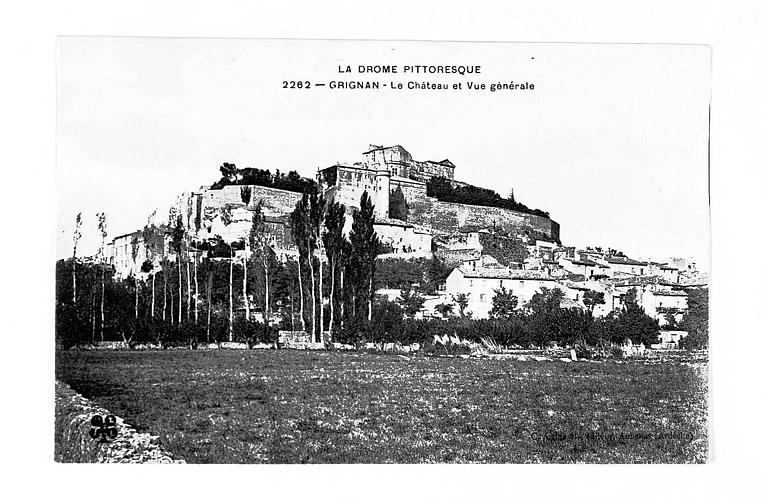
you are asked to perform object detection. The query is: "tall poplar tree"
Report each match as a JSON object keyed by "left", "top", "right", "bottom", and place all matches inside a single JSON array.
[
  {"left": 323, "top": 201, "right": 347, "bottom": 339},
  {"left": 309, "top": 192, "right": 325, "bottom": 341},
  {"left": 290, "top": 195, "right": 310, "bottom": 334},
  {"left": 349, "top": 192, "right": 380, "bottom": 322},
  {"left": 250, "top": 200, "right": 275, "bottom": 341},
  {"left": 170, "top": 215, "right": 185, "bottom": 325}
]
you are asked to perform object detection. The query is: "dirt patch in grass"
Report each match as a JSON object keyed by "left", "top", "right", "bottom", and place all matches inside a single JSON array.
[{"left": 55, "top": 350, "right": 708, "bottom": 463}]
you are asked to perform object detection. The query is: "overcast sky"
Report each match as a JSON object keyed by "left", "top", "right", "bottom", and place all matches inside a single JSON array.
[{"left": 57, "top": 38, "right": 710, "bottom": 265}]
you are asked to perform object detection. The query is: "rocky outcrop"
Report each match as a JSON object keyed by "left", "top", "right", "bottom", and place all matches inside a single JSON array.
[{"left": 54, "top": 381, "right": 183, "bottom": 463}]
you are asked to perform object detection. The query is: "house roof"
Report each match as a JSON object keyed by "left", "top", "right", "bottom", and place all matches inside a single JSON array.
[
  {"left": 568, "top": 257, "right": 600, "bottom": 267},
  {"left": 648, "top": 287, "right": 687, "bottom": 297},
  {"left": 111, "top": 230, "right": 142, "bottom": 243},
  {"left": 428, "top": 159, "right": 455, "bottom": 168},
  {"left": 605, "top": 256, "right": 648, "bottom": 266},
  {"left": 458, "top": 268, "right": 554, "bottom": 281}
]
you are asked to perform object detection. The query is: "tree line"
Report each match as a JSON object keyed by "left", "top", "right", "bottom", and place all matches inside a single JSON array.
[
  {"left": 210, "top": 163, "right": 317, "bottom": 193},
  {"left": 333, "top": 286, "right": 663, "bottom": 351}
]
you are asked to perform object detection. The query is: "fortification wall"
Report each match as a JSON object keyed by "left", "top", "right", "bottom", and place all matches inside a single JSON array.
[
  {"left": 202, "top": 184, "right": 303, "bottom": 217},
  {"left": 391, "top": 180, "right": 559, "bottom": 242},
  {"left": 374, "top": 221, "right": 433, "bottom": 254},
  {"left": 170, "top": 178, "right": 558, "bottom": 266},
  {"left": 195, "top": 185, "right": 302, "bottom": 247},
  {"left": 434, "top": 245, "right": 482, "bottom": 266}
]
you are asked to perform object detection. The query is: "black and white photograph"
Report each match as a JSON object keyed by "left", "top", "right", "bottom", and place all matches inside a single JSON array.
[{"left": 52, "top": 38, "right": 713, "bottom": 465}]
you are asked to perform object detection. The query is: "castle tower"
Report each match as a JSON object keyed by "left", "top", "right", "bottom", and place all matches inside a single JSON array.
[{"left": 373, "top": 169, "right": 391, "bottom": 220}]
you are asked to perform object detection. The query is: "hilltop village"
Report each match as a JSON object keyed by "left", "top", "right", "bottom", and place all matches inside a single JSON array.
[{"left": 107, "top": 144, "right": 706, "bottom": 345}]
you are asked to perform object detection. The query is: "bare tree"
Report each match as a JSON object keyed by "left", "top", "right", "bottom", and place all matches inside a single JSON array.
[
  {"left": 185, "top": 231, "right": 192, "bottom": 323},
  {"left": 72, "top": 212, "right": 82, "bottom": 306},
  {"left": 193, "top": 240, "right": 199, "bottom": 324},
  {"left": 308, "top": 193, "right": 325, "bottom": 342},
  {"left": 241, "top": 187, "right": 253, "bottom": 321},
  {"left": 219, "top": 206, "right": 236, "bottom": 341},
  {"left": 290, "top": 198, "right": 310, "bottom": 334},
  {"left": 250, "top": 201, "right": 275, "bottom": 344},
  {"left": 206, "top": 268, "right": 213, "bottom": 343},
  {"left": 130, "top": 234, "right": 140, "bottom": 318},
  {"left": 141, "top": 211, "right": 159, "bottom": 319},
  {"left": 229, "top": 243, "right": 234, "bottom": 341},
  {"left": 97, "top": 212, "right": 108, "bottom": 341}
]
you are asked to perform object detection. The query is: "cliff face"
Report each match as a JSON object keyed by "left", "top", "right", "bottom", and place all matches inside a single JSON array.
[{"left": 192, "top": 184, "right": 303, "bottom": 249}]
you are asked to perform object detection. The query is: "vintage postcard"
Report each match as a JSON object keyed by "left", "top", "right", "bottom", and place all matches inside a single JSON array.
[{"left": 55, "top": 38, "right": 710, "bottom": 463}]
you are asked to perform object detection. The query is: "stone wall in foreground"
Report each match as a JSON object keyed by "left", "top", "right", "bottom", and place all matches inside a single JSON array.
[{"left": 54, "top": 381, "right": 183, "bottom": 463}]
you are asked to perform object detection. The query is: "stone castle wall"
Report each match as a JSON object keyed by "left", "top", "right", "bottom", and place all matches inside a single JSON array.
[
  {"left": 389, "top": 178, "right": 559, "bottom": 242},
  {"left": 429, "top": 200, "right": 560, "bottom": 242},
  {"left": 434, "top": 245, "right": 482, "bottom": 266},
  {"left": 195, "top": 184, "right": 302, "bottom": 249},
  {"left": 202, "top": 184, "right": 303, "bottom": 218}
]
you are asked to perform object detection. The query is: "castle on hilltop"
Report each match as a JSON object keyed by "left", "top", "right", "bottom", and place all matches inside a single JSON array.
[
  {"left": 317, "top": 144, "right": 558, "bottom": 240},
  {"left": 109, "top": 144, "right": 559, "bottom": 277},
  {"left": 318, "top": 144, "right": 456, "bottom": 220},
  {"left": 100, "top": 143, "right": 704, "bottom": 332}
]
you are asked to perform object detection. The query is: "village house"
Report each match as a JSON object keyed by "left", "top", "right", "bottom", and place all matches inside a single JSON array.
[
  {"left": 651, "top": 330, "right": 690, "bottom": 349},
  {"left": 559, "top": 256, "right": 608, "bottom": 279},
  {"left": 647, "top": 262, "right": 682, "bottom": 283},
  {"left": 595, "top": 256, "right": 649, "bottom": 276},
  {"left": 444, "top": 267, "right": 565, "bottom": 319},
  {"left": 561, "top": 280, "right": 616, "bottom": 317},
  {"left": 640, "top": 285, "right": 688, "bottom": 326}
]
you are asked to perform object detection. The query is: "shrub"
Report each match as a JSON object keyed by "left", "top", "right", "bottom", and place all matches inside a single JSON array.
[
  {"left": 420, "top": 341, "right": 471, "bottom": 357},
  {"left": 335, "top": 318, "right": 371, "bottom": 348},
  {"left": 55, "top": 303, "right": 89, "bottom": 349},
  {"left": 573, "top": 341, "right": 593, "bottom": 360},
  {"left": 233, "top": 318, "right": 271, "bottom": 346},
  {"left": 208, "top": 316, "right": 229, "bottom": 344},
  {"left": 679, "top": 330, "right": 708, "bottom": 350},
  {"left": 179, "top": 323, "right": 206, "bottom": 348}
]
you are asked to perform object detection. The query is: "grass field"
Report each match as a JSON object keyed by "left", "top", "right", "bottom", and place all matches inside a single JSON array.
[{"left": 55, "top": 350, "right": 708, "bottom": 463}]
